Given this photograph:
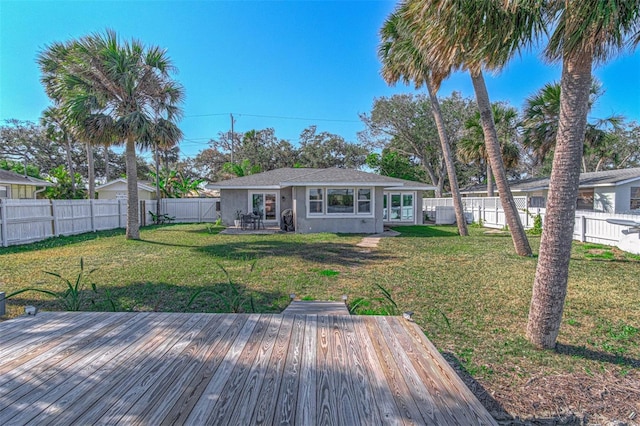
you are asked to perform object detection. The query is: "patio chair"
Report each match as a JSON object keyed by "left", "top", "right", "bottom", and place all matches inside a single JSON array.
[
  {"left": 252, "top": 211, "right": 264, "bottom": 230},
  {"left": 241, "top": 214, "right": 254, "bottom": 230}
]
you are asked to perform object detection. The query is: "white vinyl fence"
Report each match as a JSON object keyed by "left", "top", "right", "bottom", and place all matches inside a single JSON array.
[
  {"left": 424, "top": 197, "right": 640, "bottom": 253},
  {"left": 0, "top": 198, "right": 219, "bottom": 247}
]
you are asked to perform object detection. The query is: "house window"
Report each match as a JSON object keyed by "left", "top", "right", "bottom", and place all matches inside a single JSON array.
[
  {"left": 251, "top": 192, "right": 278, "bottom": 220},
  {"left": 529, "top": 196, "right": 546, "bottom": 208},
  {"left": 631, "top": 187, "right": 640, "bottom": 210},
  {"left": 576, "top": 189, "right": 594, "bottom": 211},
  {"left": 327, "top": 188, "right": 354, "bottom": 214},
  {"left": 308, "top": 188, "right": 323, "bottom": 214},
  {"left": 0, "top": 185, "right": 7, "bottom": 198},
  {"left": 402, "top": 194, "right": 414, "bottom": 220},
  {"left": 357, "top": 188, "right": 371, "bottom": 214}
]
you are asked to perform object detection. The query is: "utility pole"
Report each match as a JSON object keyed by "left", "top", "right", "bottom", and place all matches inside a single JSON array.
[{"left": 230, "top": 113, "right": 235, "bottom": 164}]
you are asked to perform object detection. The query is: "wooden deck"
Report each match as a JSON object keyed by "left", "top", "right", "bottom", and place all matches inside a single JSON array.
[
  {"left": 282, "top": 301, "right": 350, "bottom": 316},
  {"left": 0, "top": 312, "right": 497, "bottom": 425}
]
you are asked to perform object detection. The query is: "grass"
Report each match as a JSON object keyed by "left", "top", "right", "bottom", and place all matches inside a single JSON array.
[{"left": 1, "top": 223, "right": 638, "bottom": 411}]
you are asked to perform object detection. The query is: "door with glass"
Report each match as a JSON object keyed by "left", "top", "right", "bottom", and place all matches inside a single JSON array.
[
  {"left": 250, "top": 192, "right": 278, "bottom": 222},
  {"left": 383, "top": 192, "right": 414, "bottom": 222}
]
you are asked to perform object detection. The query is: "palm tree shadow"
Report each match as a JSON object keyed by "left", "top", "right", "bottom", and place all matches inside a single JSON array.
[{"left": 555, "top": 343, "right": 640, "bottom": 368}]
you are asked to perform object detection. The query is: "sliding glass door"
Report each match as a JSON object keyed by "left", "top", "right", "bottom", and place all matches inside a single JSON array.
[
  {"left": 250, "top": 192, "right": 278, "bottom": 221},
  {"left": 383, "top": 192, "right": 415, "bottom": 222}
]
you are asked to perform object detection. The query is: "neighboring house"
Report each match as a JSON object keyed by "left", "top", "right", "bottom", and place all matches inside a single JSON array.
[
  {"left": 206, "top": 167, "right": 435, "bottom": 234},
  {"left": 96, "top": 178, "right": 156, "bottom": 200},
  {"left": 461, "top": 167, "right": 640, "bottom": 214},
  {"left": 0, "top": 169, "right": 52, "bottom": 199}
]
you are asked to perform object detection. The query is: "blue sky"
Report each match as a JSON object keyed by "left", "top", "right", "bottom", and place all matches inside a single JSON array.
[{"left": 1, "top": 1, "right": 639, "bottom": 161}]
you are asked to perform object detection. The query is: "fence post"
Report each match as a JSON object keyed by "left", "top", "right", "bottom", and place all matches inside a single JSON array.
[
  {"left": 51, "top": 200, "right": 59, "bottom": 237},
  {"left": 198, "top": 199, "right": 202, "bottom": 222},
  {"left": 581, "top": 215, "right": 587, "bottom": 242},
  {"left": 118, "top": 200, "right": 123, "bottom": 228},
  {"left": 90, "top": 199, "right": 95, "bottom": 232},
  {"left": 0, "top": 291, "right": 5, "bottom": 316},
  {"left": 0, "top": 199, "right": 7, "bottom": 247}
]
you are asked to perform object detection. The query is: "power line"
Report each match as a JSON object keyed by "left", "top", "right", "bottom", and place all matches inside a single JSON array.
[{"left": 184, "top": 111, "right": 360, "bottom": 123}]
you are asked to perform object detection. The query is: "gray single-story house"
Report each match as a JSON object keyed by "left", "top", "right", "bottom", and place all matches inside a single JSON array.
[
  {"left": 206, "top": 168, "right": 436, "bottom": 234},
  {"left": 0, "top": 169, "right": 52, "bottom": 199},
  {"left": 461, "top": 167, "right": 640, "bottom": 214},
  {"left": 96, "top": 178, "right": 157, "bottom": 200}
]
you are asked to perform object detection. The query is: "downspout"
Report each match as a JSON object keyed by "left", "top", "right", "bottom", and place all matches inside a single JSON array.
[{"left": 34, "top": 187, "right": 47, "bottom": 199}]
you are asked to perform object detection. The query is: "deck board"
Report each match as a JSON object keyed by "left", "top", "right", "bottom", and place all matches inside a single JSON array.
[{"left": 0, "top": 312, "right": 497, "bottom": 425}]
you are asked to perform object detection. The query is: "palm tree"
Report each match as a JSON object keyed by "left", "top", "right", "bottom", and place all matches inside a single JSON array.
[
  {"left": 521, "top": 80, "right": 623, "bottom": 173},
  {"left": 404, "top": 0, "right": 540, "bottom": 256},
  {"left": 527, "top": 1, "right": 640, "bottom": 349},
  {"left": 41, "top": 106, "right": 77, "bottom": 197},
  {"left": 379, "top": 7, "right": 468, "bottom": 236},
  {"left": 459, "top": 103, "right": 520, "bottom": 195},
  {"left": 38, "top": 30, "right": 184, "bottom": 239}
]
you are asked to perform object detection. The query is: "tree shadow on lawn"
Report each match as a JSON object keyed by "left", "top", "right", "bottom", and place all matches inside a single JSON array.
[
  {"left": 193, "top": 240, "right": 396, "bottom": 267},
  {"left": 3, "top": 281, "right": 289, "bottom": 316},
  {"left": 555, "top": 342, "right": 640, "bottom": 368},
  {"left": 390, "top": 225, "right": 460, "bottom": 238}
]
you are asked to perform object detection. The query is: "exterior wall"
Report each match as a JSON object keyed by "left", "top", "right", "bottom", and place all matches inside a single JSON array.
[
  {"left": 292, "top": 186, "right": 384, "bottom": 234},
  {"left": 98, "top": 189, "right": 155, "bottom": 200},
  {"left": 220, "top": 189, "right": 250, "bottom": 226},
  {"left": 280, "top": 187, "right": 293, "bottom": 217},
  {"left": 5, "top": 184, "right": 37, "bottom": 199},
  {"left": 613, "top": 181, "right": 639, "bottom": 213}
]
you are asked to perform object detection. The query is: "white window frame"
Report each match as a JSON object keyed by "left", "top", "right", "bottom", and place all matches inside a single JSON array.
[
  {"left": 0, "top": 185, "right": 8, "bottom": 198},
  {"left": 248, "top": 191, "right": 280, "bottom": 222},
  {"left": 306, "top": 187, "right": 375, "bottom": 218},
  {"left": 631, "top": 187, "right": 640, "bottom": 210},
  {"left": 383, "top": 191, "right": 417, "bottom": 223}
]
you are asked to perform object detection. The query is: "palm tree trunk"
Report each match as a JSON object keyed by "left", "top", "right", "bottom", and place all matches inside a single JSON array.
[
  {"left": 65, "top": 135, "right": 76, "bottom": 198},
  {"left": 527, "top": 51, "right": 592, "bottom": 350},
  {"left": 125, "top": 135, "right": 140, "bottom": 239},
  {"left": 486, "top": 162, "right": 494, "bottom": 197},
  {"left": 86, "top": 142, "right": 95, "bottom": 200},
  {"left": 426, "top": 81, "right": 468, "bottom": 236},
  {"left": 104, "top": 148, "right": 110, "bottom": 182},
  {"left": 470, "top": 69, "right": 532, "bottom": 256}
]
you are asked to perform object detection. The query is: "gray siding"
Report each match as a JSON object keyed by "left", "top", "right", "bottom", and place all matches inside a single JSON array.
[
  {"left": 220, "top": 189, "right": 249, "bottom": 225},
  {"left": 292, "top": 186, "right": 384, "bottom": 234}
]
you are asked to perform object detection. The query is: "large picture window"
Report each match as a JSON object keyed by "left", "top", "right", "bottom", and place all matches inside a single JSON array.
[
  {"left": 327, "top": 189, "right": 354, "bottom": 214},
  {"left": 631, "top": 187, "right": 640, "bottom": 210},
  {"left": 577, "top": 189, "right": 594, "bottom": 211},
  {"left": 307, "top": 187, "right": 373, "bottom": 216}
]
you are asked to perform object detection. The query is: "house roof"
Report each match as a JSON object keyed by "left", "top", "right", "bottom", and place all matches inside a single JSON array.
[
  {"left": 461, "top": 167, "right": 640, "bottom": 194},
  {"left": 205, "top": 168, "right": 436, "bottom": 190},
  {"left": 0, "top": 169, "right": 52, "bottom": 187},
  {"left": 96, "top": 178, "right": 156, "bottom": 192}
]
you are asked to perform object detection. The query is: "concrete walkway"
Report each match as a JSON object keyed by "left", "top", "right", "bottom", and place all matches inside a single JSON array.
[{"left": 356, "top": 229, "right": 400, "bottom": 249}]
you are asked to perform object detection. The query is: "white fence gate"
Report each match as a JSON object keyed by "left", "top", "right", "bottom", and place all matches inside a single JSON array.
[
  {"left": 423, "top": 197, "right": 640, "bottom": 253},
  {"left": 0, "top": 198, "right": 219, "bottom": 247}
]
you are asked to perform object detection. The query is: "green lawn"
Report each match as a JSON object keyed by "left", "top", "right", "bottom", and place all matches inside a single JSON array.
[{"left": 1, "top": 223, "right": 638, "bottom": 419}]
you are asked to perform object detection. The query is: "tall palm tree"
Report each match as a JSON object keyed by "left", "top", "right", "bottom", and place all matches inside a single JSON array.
[
  {"left": 38, "top": 30, "right": 184, "bottom": 239},
  {"left": 459, "top": 103, "right": 520, "bottom": 195},
  {"left": 527, "top": 1, "right": 640, "bottom": 349},
  {"left": 379, "top": 6, "right": 468, "bottom": 236},
  {"left": 404, "top": 0, "right": 540, "bottom": 256}
]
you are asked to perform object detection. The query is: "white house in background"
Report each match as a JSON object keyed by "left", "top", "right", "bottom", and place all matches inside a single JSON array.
[
  {"left": 0, "top": 169, "right": 52, "bottom": 199},
  {"left": 460, "top": 167, "right": 640, "bottom": 214},
  {"left": 96, "top": 178, "right": 156, "bottom": 200},
  {"left": 206, "top": 167, "right": 435, "bottom": 234}
]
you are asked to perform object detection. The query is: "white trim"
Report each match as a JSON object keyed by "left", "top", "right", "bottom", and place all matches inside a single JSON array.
[
  {"left": 383, "top": 191, "right": 418, "bottom": 224},
  {"left": 248, "top": 190, "right": 280, "bottom": 224},
  {"left": 208, "top": 184, "right": 281, "bottom": 190},
  {"left": 305, "top": 186, "right": 375, "bottom": 219}
]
